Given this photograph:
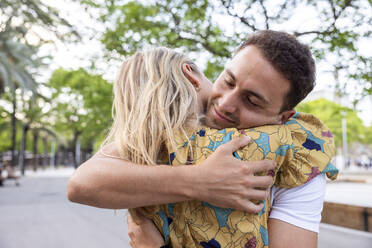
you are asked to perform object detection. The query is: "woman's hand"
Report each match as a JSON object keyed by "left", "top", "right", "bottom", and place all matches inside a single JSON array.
[{"left": 127, "top": 214, "right": 165, "bottom": 248}]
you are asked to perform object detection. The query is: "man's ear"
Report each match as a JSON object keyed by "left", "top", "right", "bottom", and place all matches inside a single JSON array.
[
  {"left": 182, "top": 63, "right": 200, "bottom": 89},
  {"left": 279, "top": 110, "right": 296, "bottom": 124}
]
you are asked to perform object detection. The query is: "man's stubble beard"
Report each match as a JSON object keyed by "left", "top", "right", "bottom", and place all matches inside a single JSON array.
[{"left": 203, "top": 99, "right": 240, "bottom": 129}]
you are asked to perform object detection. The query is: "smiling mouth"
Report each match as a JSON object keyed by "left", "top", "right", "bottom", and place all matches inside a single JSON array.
[{"left": 213, "top": 106, "right": 235, "bottom": 124}]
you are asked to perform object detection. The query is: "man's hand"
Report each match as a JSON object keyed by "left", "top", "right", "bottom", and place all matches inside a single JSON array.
[
  {"left": 188, "top": 136, "right": 276, "bottom": 212},
  {"left": 127, "top": 214, "right": 165, "bottom": 248}
]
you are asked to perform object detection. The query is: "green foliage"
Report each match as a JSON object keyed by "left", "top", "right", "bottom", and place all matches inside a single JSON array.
[
  {"left": 0, "top": 0, "right": 79, "bottom": 42},
  {"left": 204, "top": 57, "right": 226, "bottom": 81},
  {"left": 82, "top": 0, "right": 372, "bottom": 101},
  {"left": 0, "top": 25, "right": 40, "bottom": 95},
  {"left": 0, "top": 105, "right": 11, "bottom": 152},
  {"left": 48, "top": 68, "right": 113, "bottom": 150},
  {"left": 0, "top": 113, "right": 23, "bottom": 153},
  {"left": 0, "top": 89, "right": 53, "bottom": 153},
  {"left": 0, "top": 0, "right": 80, "bottom": 163},
  {"left": 0, "top": 0, "right": 79, "bottom": 95},
  {"left": 364, "top": 125, "right": 372, "bottom": 147},
  {"left": 296, "top": 98, "right": 368, "bottom": 147},
  {"left": 85, "top": 0, "right": 235, "bottom": 70}
]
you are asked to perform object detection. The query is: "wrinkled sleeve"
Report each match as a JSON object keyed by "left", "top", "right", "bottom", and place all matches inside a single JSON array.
[{"left": 275, "top": 112, "right": 338, "bottom": 188}]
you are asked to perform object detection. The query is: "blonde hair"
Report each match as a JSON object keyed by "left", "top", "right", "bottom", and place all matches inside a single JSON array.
[
  {"left": 103, "top": 47, "right": 201, "bottom": 221},
  {"left": 104, "top": 47, "right": 200, "bottom": 164}
]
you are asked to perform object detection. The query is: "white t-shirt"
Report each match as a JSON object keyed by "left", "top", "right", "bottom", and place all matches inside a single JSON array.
[{"left": 269, "top": 174, "right": 326, "bottom": 233}]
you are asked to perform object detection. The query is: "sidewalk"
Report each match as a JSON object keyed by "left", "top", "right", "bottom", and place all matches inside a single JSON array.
[
  {"left": 8, "top": 167, "right": 372, "bottom": 247},
  {"left": 319, "top": 223, "right": 372, "bottom": 248},
  {"left": 336, "top": 170, "right": 372, "bottom": 183},
  {"left": 24, "top": 166, "right": 75, "bottom": 178},
  {"left": 0, "top": 175, "right": 129, "bottom": 248},
  {"left": 325, "top": 169, "right": 372, "bottom": 208},
  {"left": 325, "top": 181, "right": 372, "bottom": 207}
]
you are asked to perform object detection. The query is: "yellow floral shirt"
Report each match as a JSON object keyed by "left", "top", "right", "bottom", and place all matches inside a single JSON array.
[{"left": 142, "top": 112, "right": 338, "bottom": 248}]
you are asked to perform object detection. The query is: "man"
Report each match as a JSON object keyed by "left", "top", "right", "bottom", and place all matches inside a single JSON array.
[{"left": 67, "top": 30, "right": 326, "bottom": 247}]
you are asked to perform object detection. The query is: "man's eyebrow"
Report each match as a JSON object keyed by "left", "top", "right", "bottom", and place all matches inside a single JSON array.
[
  {"left": 225, "top": 69, "right": 236, "bottom": 82},
  {"left": 226, "top": 68, "right": 268, "bottom": 105}
]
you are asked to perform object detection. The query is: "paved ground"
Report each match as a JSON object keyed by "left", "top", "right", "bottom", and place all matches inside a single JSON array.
[
  {"left": 0, "top": 174, "right": 130, "bottom": 248},
  {"left": 319, "top": 223, "right": 372, "bottom": 248},
  {"left": 325, "top": 181, "right": 372, "bottom": 207},
  {"left": 1, "top": 167, "right": 372, "bottom": 248},
  {"left": 337, "top": 169, "right": 372, "bottom": 183}
]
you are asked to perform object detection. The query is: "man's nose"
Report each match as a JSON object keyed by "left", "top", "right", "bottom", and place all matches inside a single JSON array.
[{"left": 218, "top": 90, "right": 238, "bottom": 113}]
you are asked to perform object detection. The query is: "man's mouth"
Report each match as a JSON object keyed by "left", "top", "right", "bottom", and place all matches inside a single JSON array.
[{"left": 212, "top": 106, "right": 235, "bottom": 125}]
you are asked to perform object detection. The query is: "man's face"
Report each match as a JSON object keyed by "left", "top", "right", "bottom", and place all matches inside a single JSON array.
[{"left": 205, "top": 45, "right": 293, "bottom": 129}]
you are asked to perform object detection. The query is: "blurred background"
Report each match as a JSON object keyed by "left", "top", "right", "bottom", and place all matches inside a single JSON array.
[{"left": 0, "top": 0, "right": 371, "bottom": 247}]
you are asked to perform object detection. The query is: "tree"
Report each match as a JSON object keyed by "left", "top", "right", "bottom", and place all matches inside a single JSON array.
[
  {"left": 364, "top": 125, "right": 372, "bottom": 149},
  {"left": 0, "top": 0, "right": 79, "bottom": 167},
  {"left": 0, "top": 105, "right": 12, "bottom": 153},
  {"left": 0, "top": 96, "right": 24, "bottom": 163},
  {"left": 82, "top": 0, "right": 371, "bottom": 96},
  {"left": 296, "top": 98, "right": 367, "bottom": 147},
  {"left": 16, "top": 94, "right": 59, "bottom": 174},
  {"left": 0, "top": 26, "right": 39, "bottom": 96},
  {"left": 0, "top": 0, "right": 79, "bottom": 95},
  {"left": 0, "top": 26, "right": 41, "bottom": 166},
  {"left": 48, "top": 68, "right": 112, "bottom": 167}
]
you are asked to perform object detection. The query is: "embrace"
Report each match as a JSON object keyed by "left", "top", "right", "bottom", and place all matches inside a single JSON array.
[{"left": 67, "top": 30, "right": 338, "bottom": 248}]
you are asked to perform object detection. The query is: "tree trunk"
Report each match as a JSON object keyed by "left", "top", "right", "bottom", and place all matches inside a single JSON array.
[
  {"left": 19, "top": 123, "right": 29, "bottom": 175},
  {"left": 11, "top": 86, "right": 17, "bottom": 167},
  {"left": 83, "top": 142, "right": 94, "bottom": 162},
  {"left": 0, "top": 77, "right": 4, "bottom": 96},
  {"left": 32, "top": 129, "right": 39, "bottom": 171},
  {"left": 74, "top": 137, "right": 81, "bottom": 168},
  {"left": 54, "top": 144, "right": 60, "bottom": 167},
  {"left": 59, "top": 146, "right": 67, "bottom": 166},
  {"left": 42, "top": 136, "right": 48, "bottom": 168},
  {"left": 72, "top": 132, "right": 81, "bottom": 168},
  {"left": 50, "top": 140, "right": 56, "bottom": 169}
]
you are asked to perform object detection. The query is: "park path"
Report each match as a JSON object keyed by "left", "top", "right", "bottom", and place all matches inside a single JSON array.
[
  {"left": 1, "top": 167, "right": 372, "bottom": 248},
  {"left": 0, "top": 170, "right": 130, "bottom": 248}
]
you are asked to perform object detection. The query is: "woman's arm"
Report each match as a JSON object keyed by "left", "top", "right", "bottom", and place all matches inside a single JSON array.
[{"left": 67, "top": 136, "right": 275, "bottom": 211}]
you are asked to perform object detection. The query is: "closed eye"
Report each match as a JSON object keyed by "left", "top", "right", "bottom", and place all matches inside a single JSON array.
[
  {"left": 224, "top": 80, "right": 234, "bottom": 87},
  {"left": 245, "top": 96, "right": 260, "bottom": 107}
]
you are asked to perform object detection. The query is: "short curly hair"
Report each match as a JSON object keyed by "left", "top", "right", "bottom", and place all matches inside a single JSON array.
[{"left": 236, "top": 30, "right": 315, "bottom": 112}]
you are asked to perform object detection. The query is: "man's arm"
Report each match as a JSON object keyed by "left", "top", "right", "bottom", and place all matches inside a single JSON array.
[
  {"left": 268, "top": 175, "right": 326, "bottom": 248},
  {"left": 268, "top": 219, "right": 317, "bottom": 248},
  {"left": 67, "top": 136, "right": 275, "bottom": 211}
]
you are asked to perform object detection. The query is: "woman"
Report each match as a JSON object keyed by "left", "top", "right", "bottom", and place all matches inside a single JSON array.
[
  {"left": 101, "top": 47, "right": 211, "bottom": 223},
  {"left": 102, "top": 47, "right": 337, "bottom": 247}
]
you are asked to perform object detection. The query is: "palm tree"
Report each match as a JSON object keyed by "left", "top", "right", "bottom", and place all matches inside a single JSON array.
[
  {"left": 0, "top": 25, "right": 39, "bottom": 96},
  {"left": 0, "top": 25, "right": 40, "bottom": 167},
  {"left": 0, "top": 0, "right": 78, "bottom": 167}
]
